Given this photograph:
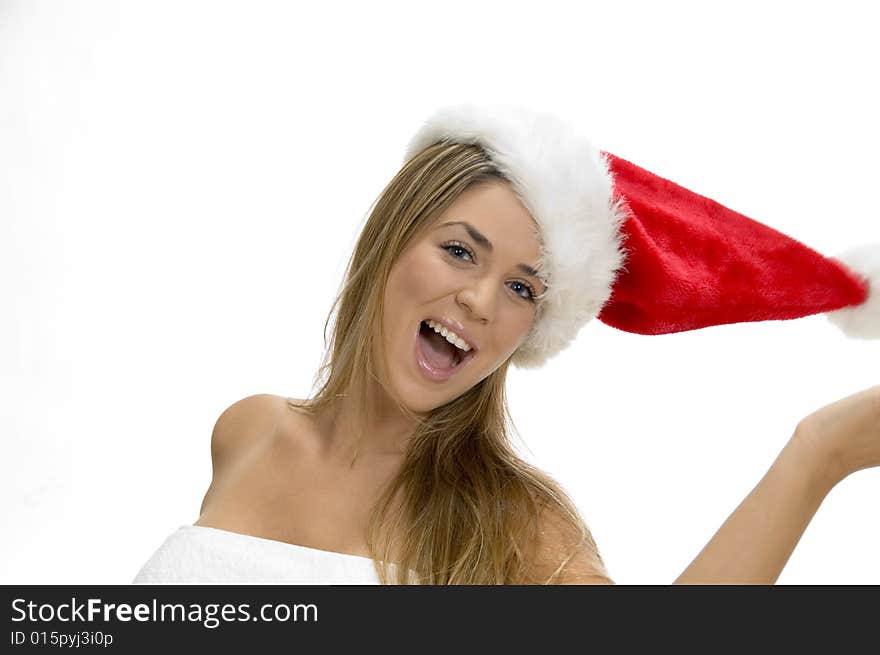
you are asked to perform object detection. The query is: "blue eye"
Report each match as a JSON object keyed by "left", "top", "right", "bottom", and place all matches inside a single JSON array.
[
  {"left": 510, "top": 280, "right": 537, "bottom": 302},
  {"left": 442, "top": 241, "right": 474, "bottom": 262}
]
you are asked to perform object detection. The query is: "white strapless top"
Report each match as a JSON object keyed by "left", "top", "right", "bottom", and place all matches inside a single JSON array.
[{"left": 132, "top": 525, "right": 385, "bottom": 584}]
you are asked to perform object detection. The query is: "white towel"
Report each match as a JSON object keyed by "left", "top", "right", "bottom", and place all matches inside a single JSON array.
[{"left": 133, "top": 525, "right": 384, "bottom": 584}]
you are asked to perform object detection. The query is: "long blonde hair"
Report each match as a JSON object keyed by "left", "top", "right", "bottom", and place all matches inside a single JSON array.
[{"left": 288, "top": 141, "right": 610, "bottom": 584}]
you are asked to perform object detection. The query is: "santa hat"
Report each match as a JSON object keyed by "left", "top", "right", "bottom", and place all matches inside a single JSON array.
[{"left": 402, "top": 103, "right": 879, "bottom": 370}]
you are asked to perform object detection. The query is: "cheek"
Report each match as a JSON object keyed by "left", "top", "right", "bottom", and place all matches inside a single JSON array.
[
  {"left": 389, "top": 252, "right": 448, "bottom": 302},
  {"left": 495, "top": 311, "right": 536, "bottom": 360}
]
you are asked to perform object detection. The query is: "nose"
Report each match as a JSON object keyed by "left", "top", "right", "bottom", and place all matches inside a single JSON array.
[{"left": 456, "top": 279, "right": 493, "bottom": 324}]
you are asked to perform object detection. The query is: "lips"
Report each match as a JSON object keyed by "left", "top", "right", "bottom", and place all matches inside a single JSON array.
[{"left": 414, "top": 320, "right": 476, "bottom": 382}]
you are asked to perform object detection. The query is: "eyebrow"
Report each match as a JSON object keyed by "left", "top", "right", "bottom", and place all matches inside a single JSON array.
[{"left": 438, "top": 220, "right": 547, "bottom": 286}]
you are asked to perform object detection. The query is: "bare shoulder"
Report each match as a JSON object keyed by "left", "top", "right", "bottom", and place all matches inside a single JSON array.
[
  {"left": 209, "top": 394, "right": 292, "bottom": 472},
  {"left": 525, "top": 506, "right": 615, "bottom": 585},
  {"left": 197, "top": 394, "right": 304, "bottom": 518}
]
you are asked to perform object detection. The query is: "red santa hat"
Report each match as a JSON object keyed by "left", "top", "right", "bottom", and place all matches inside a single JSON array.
[{"left": 402, "top": 103, "right": 879, "bottom": 369}]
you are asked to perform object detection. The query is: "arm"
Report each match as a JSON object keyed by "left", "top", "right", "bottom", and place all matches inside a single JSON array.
[{"left": 673, "top": 432, "right": 838, "bottom": 584}]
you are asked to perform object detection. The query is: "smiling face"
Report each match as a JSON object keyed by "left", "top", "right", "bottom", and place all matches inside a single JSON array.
[{"left": 379, "top": 179, "right": 546, "bottom": 414}]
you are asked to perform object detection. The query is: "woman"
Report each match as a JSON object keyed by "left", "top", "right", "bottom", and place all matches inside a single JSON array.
[{"left": 134, "top": 103, "right": 880, "bottom": 585}]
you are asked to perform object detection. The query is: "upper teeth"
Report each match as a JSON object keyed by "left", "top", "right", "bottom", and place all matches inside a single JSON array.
[{"left": 425, "top": 320, "right": 473, "bottom": 352}]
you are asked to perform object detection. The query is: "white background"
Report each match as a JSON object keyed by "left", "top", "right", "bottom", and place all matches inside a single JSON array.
[{"left": 2, "top": 0, "right": 877, "bottom": 584}]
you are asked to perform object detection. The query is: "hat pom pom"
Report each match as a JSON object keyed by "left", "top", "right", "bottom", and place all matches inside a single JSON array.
[{"left": 825, "top": 243, "right": 880, "bottom": 338}]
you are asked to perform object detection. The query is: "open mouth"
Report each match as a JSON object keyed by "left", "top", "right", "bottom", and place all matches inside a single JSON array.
[{"left": 414, "top": 319, "right": 476, "bottom": 380}]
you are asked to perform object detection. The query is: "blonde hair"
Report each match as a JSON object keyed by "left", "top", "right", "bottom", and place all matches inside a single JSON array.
[{"left": 289, "top": 142, "right": 610, "bottom": 584}]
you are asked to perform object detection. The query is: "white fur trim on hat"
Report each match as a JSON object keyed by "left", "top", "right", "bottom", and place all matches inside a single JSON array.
[
  {"left": 402, "top": 103, "right": 629, "bottom": 369},
  {"left": 825, "top": 243, "right": 880, "bottom": 339}
]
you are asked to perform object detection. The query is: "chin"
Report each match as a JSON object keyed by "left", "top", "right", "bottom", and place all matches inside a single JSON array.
[{"left": 393, "top": 375, "right": 474, "bottom": 415}]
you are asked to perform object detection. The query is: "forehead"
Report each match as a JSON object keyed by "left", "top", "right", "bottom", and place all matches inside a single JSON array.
[{"left": 429, "top": 180, "right": 542, "bottom": 255}]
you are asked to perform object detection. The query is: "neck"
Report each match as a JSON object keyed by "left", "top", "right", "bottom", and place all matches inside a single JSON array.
[{"left": 317, "top": 385, "right": 421, "bottom": 465}]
